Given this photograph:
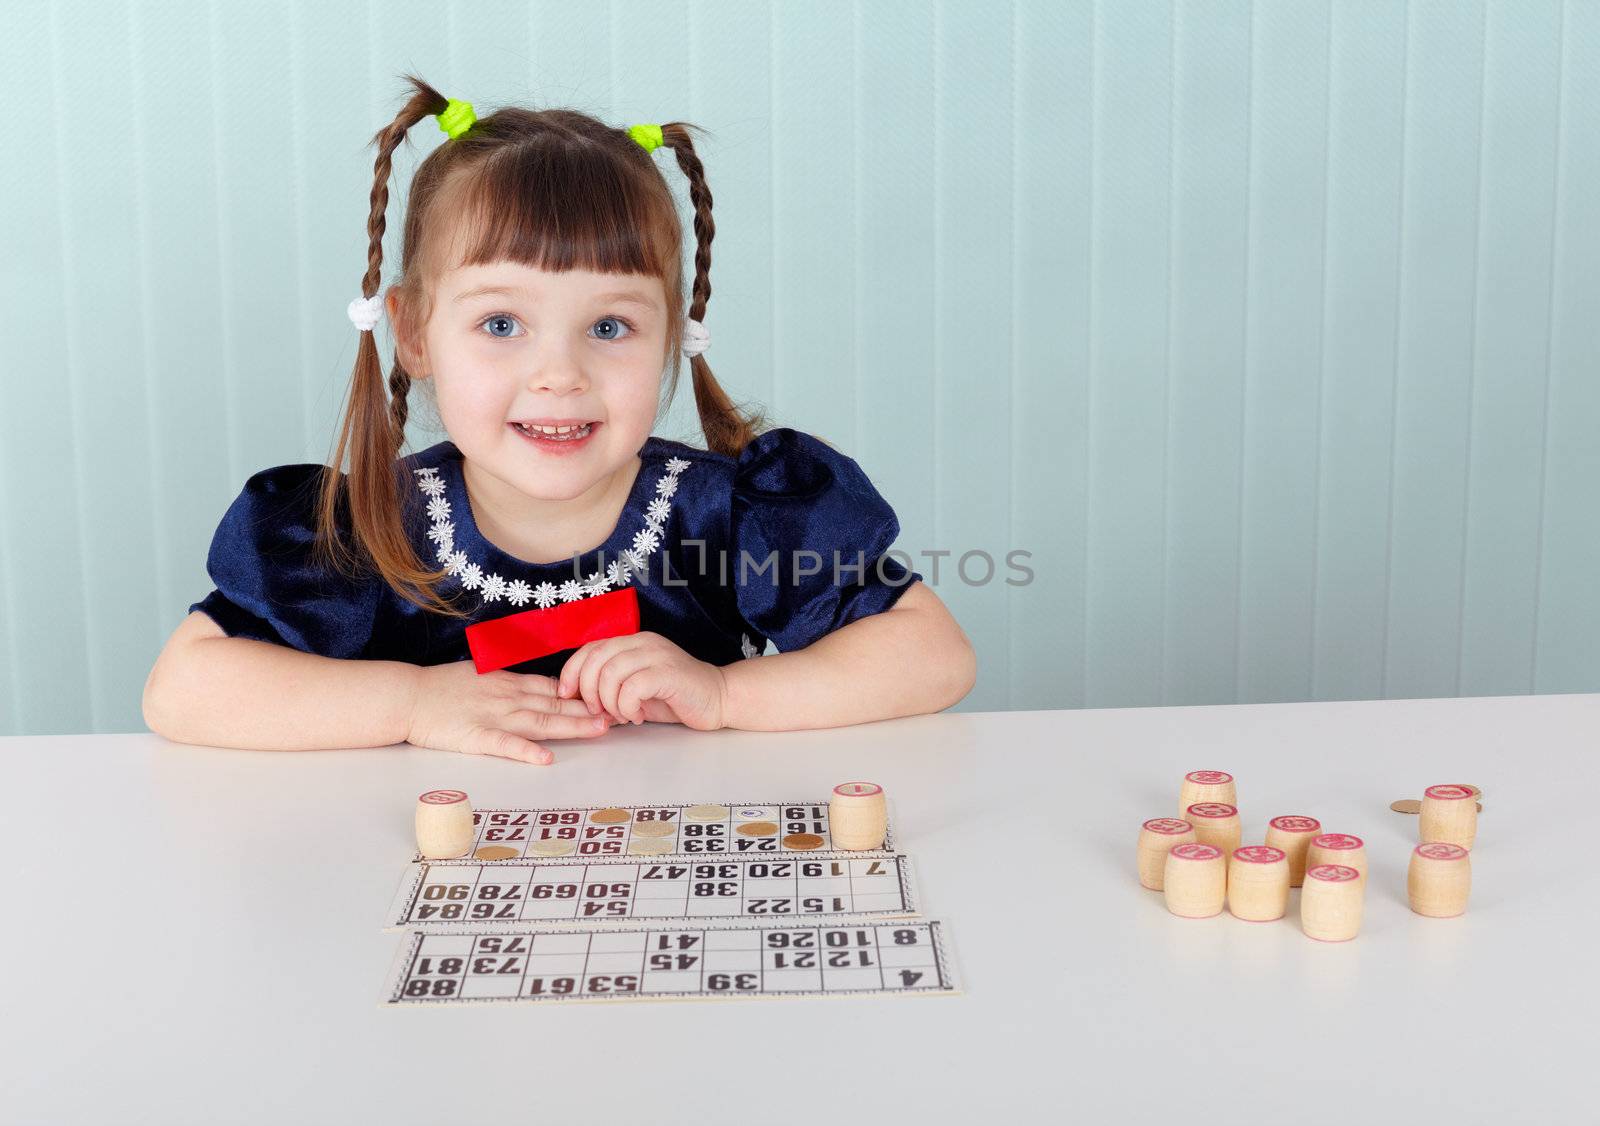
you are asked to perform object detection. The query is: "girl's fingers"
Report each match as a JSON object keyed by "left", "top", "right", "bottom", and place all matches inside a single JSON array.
[
  {"left": 504, "top": 706, "right": 609, "bottom": 743},
  {"left": 616, "top": 667, "right": 666, "bottom": 725},
  {"left": 577, "top": 637, "right": 647, "bottom": 716},
  {"left": 595, "top": 650, "right": 655, "bottom": 724},
  {"left": 557, "top": 647, "right": 597, "bottom": 706},
  {"left": 517, "top": 673, "right": 562, "bottom": 697},
  {"left": 478, "top": 728, "right": 554, "bottom": 766},
  {"left": 526, "top": 683, "right": 605, "bottom": 719}
]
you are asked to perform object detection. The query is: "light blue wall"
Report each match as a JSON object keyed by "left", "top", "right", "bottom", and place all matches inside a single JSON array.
[{"left": 1, "top": 0, "right": 1596, "bottom": 736}]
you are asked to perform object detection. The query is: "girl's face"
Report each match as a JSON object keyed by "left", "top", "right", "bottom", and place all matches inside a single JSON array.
[{"left": 396, "top": 262, "right": 668, "bottom": 504}]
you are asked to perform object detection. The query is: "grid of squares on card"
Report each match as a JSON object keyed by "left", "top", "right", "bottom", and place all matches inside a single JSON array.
[
  {"left": 388, "top": 855, "right": 918, "bottom": 930},
  {"left": 385, "top": 921, "right": 958, "bottom": 1004},
  {"left": 427, "top": 800, "right": 894, "bottom": 863}
]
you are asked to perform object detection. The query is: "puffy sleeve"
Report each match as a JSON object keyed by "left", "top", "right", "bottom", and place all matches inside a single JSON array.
[
  {"left": 187, "top": 464, "right": 383, "bottom": 659},
  {"left": 730, "top": 428, "right": 923, "bottom": 653}
]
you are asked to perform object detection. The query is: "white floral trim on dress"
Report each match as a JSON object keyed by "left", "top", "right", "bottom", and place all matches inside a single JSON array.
[{"left": 412, "top": 454, "right": 694, "bottom": 608}]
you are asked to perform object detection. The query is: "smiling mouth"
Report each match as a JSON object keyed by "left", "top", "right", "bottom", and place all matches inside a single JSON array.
[{"left": 510, "top": 421, "right": 596, "bottom": 441}]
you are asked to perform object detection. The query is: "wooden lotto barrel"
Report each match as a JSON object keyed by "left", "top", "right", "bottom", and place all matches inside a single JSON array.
[
  {"left": 1306, "top": 833, "right": 1367, "bottom": 886},
  {"left": 1163, "top": 843, "right": 1227, "bottom": 919},
  {"left": 1137, "top": 818, "right": 1197, "bottom": 890},
  {"left": 1301, "top": 864, "right": 1364, "bottom": 941},
  {"left": 1419, "top": 785, "right": 1478, "bottom": 849},
  {"left": 1265, "top": 815, "right": 1323, "bottom": 887},
  {"left": 1178, "top": 770, "right": 1236, "bottom": 819},
  {"left": 829, "top": 781, "right": 887, "bottom": 850},
  {"left": 415, "top": 789, "right": 474, "bottom": 859},
  {"left": 1408, "top": 842, "right": 1471, "bottom": 918},
  {"left": 1185, "top": 803, "right": 1242, "bottom": 854},
  {"left": 1227, "top": 845, "right": 1290, "bottom": 922}
]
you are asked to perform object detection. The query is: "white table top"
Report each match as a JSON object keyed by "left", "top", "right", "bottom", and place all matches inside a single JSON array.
[{"left": 2, "top": 693, "right": 1593, "bottom": 1123}]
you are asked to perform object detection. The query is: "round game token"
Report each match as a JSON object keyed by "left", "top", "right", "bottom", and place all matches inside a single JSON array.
[
  {"left": 1169, "top": 843, "right": 1222, "bottom": 861},
  {"left": 684, "top": 804, "right": 730, "bottom": 822},
  {"left": 782, "top": 833, "right": 825, "bottom": 851},
  {"left": 1414, "top": 842, "right": 1469, "bottom": 861},
  {"left": 590, "top": 807, "right": 631, "bottom": 824},
  {"left": 1142, "top": 818, "right": 1192, "bottom": 835},
  {"left": 1424, "top": 785, "right": 1473, "bottom": 801},
  {"left": 1233, "top": 845, "right": 1285, "bottom": 864},
  {"left": 629, "top": 820, "right": 677, "bottom": 838},
  {"left": 528, "top": 838, "right": 577, "bottom": 857},
  {"left": 1186, "top": 802, "right": 1237, "bottom": 819},
  {"left": 1184, "top": 770, "right": 1233, "bottom": 785},
  {"left": 1311, "top": 833, "right": 1363, "bottom": 850},
  {"left": 474, "top": 845, "right": 519, "bottom": 861},
  {"left": 1269, "top": 815, "right": 1321, "bottom": 833},
  {"left": 736, "top": 821, "right": 779, "bottom": 837},
  {"left": 628, "top": 838, "right": 674, "bottom": 855},
  {"left": 419, "top": 789, "right": 467, "bottom": 805},
  {"left": 1390, "top": 799, "right": 1422, "bottom": 814},
  {"left": 833, "top": 781, "right": 883, "bottom": 797},
  {"left": 1307, "top": 864, "right": 1360, "bottom": 882}
]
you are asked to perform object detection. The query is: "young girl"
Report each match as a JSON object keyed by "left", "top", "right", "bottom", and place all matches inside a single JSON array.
[{"left": 143, "top": 74, "right": 975, "bottom": 765}]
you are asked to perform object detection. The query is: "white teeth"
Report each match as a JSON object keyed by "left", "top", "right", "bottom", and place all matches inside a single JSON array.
[{"left": 515, "top": 422, "right": 592, "bottom": 440}]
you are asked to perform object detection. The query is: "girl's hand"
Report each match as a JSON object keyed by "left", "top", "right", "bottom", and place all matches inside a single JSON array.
[
  {"left": 405, "top": 660, "right": 612, "bottom": 765},
  {"left": 557, "top": 632, "right": 729, "bottom": 731}
]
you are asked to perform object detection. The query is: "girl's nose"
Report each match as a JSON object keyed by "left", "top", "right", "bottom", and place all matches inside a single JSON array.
[{"left": 528, "top": 356, "right": 589, "bottom": 394}]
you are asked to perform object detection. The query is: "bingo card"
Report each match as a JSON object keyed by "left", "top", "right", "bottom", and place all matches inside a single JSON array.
[
  {"left": 386, "top": 854, "right": 919, "bottom": 930},
  {"left": 424, "top": 799, "right": 895, "bottom": 864},
  {"left": 384, "top": 920, "right": 959, "bottom": 1004}
]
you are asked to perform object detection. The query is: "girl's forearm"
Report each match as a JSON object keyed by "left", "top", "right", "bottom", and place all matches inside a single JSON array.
[
  {"left": 144, "top": 632, "right": 422, "bottom": 751},
  {"left": 720, "top": 584, "right": 976, "bottom": 731}
]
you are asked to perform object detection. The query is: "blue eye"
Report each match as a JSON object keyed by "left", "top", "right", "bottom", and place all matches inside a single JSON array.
[
  {"left": 479, "top": 313, "right": 523, "bottom": 339},
  {"left": 475, "top": 314, "right": 636, "bottom": 341},
  {"left": 592, "top": 316, "right": 634, "bottom": 341}
]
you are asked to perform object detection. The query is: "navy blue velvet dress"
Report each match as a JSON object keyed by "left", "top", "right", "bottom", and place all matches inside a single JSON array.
[{"left": 188, "top": 428, "right": 923, "bottom": 678}]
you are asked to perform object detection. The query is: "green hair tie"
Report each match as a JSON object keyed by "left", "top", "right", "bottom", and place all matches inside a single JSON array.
[
  {"left": 628, "top": 123, "right": 663, "bottom": 153},
  {"left": 437, "top": 98, "right": 476, "bottom": 140}
]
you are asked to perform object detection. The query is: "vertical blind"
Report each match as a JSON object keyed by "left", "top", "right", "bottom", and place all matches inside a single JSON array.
[{"left": 0, "top": 0, "right": 1594, "bottom": 736}]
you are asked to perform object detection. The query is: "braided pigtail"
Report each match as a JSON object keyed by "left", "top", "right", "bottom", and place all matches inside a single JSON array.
[
  {"left": 314, "top": 73, "right": 463, "bottom": 617},
  {"left": 659, "top": 123, "right": 764, "bottom": 458}
]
